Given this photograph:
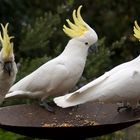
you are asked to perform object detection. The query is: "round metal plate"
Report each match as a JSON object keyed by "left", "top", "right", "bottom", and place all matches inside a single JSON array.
[{"left": 0, "top": 102, "right": 140, "bottom": 139}]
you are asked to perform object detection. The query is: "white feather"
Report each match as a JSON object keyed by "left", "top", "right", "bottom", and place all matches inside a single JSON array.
[
  {"left": 5, "top": 35, "right": 97, "bottom": 101},
  {"left": 0, "top": 55, "right": 17, "bottom": 103},
  {"left": 5, "top": 8, "right": 98, "bottom": 102},
  {"left": 54, "top": 55, "right": 140, "bottom": 108}
]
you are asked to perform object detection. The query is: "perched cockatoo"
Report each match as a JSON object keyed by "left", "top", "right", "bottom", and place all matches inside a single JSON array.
[
  {"left": 5, "top": 5, "right": 98, "bottom": 111},
  {"left": 0, "top": 23, "right": 17, "bottom": 104},
  {"left": 54, "top": 21, "right": 140, "bottom": 111}
]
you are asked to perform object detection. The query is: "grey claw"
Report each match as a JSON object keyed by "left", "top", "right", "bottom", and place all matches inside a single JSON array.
[
  {"left": 39, "top": 101, "right": 55, "bottom": 113},
  {"left": 117, "top": 105, "right": 132, "bottom": 113}
]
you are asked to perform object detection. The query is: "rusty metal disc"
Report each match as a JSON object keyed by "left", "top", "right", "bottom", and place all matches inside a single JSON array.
[{"left": 0, "top": 102, "right": 140, "bottom": 139}]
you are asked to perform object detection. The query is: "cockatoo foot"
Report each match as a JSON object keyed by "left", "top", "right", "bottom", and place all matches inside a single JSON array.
[
  {"left": 71, "top": 105, "right": 79, "bottom": 111},
  {"left": 132, "top": 106, "right": 140, "bottom": 115},
  {"left": 117, "top": 105, "right": 132, "bottom": 113},
  {"left": 39, "top": 101, "right": 55, "bottom": 113}
]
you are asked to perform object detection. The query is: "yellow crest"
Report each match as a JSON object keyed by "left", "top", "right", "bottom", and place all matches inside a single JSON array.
[
  {"left": 0, "top": 23, "right": 14, "bottom": 60},
  {"left": 134, "top": 21, "right": 140, "bottom": 41},
  {"left": 63, "top": 5, "right": 88, "bottom": 38}
]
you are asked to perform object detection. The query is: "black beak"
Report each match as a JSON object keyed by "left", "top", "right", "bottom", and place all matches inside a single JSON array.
[
  {"left": 3, "top": 61, "right": 12, "bottom": 76},
  {"left": 88, "top": 44, "right": 98, "bottom": 54}
]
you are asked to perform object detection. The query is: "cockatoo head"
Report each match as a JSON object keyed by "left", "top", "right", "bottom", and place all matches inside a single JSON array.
[
  {"left": 134, "top": 21, "right": 140, "bottom": 41},
  {"left": 0, "top": 23, "right": 14, "bottom": 75},
  {"left": 63, "top": 5, "right": 98, "bottom": 48}
]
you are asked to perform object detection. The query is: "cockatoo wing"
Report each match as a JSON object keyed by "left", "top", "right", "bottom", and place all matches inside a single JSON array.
[
  {"left": 74, "top": 56, "right": 140, "bottom": 94},
  {"left": 7, "top": 60, "right": 69, "bottom": 99},
  {"left": 73, "top": 56, "right": 138, "bottom": 94},
  {"left": 54, "top": 57, "right": 140, "bottom": 108}
]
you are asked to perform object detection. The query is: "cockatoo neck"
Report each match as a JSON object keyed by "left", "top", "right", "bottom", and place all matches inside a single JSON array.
[{"left": 61, "top": 39, "right": 89, "bottom": 59}]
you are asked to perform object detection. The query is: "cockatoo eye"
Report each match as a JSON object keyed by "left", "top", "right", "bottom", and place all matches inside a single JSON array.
[{"left": 85, "top": 42, "right": 88, "bottom": 45}]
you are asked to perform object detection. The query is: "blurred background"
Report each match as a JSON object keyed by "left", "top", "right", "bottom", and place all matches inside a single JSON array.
[{"left": 0, "top": 0, "right": 140, "bottom": 139}]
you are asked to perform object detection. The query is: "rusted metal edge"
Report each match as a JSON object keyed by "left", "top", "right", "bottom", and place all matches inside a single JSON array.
[{"left": 0, "top": 119, "right": 139, "bottom": 139}]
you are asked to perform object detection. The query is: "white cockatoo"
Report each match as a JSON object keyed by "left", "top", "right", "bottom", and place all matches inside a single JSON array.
[
  {"left": 54, "top": 21, "right": 140, "bottom": 111},
  {"left": 0, "top": 23, "right": 17, "bottom": 104},
  {"left": 5, "top": 5, "right": 98, "bottom": 111}
]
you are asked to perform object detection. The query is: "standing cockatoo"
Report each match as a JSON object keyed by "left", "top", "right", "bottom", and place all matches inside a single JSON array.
[
  {"left": 5, "top": 5, "right": 98, "bottom": 111},
  {"left": 0, "top": 23, "right": 17, "bottom": 104},
  {"left": 54, "top": 21, "right": 140, "bottom": 111}
]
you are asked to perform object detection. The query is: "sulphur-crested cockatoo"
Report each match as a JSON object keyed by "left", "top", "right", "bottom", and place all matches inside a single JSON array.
[
  {"left": 5, "top": 5, "right": 98, "bottom": 111},
  {"left": 54, "top": 21, "right": 140, "bottom": 111},
  {"left": 0, "top": 23, "right": 17, "bottom": 104}
]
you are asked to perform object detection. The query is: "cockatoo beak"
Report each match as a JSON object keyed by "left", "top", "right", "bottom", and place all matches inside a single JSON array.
[
  {"left": 3, "top": 61, "right": 12, "bottom": 76},
  {"left": 89, "top": 44, "right": 98, "bottom": 53}
]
